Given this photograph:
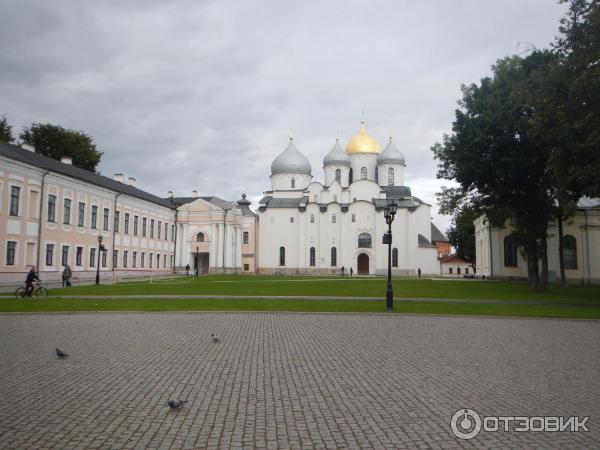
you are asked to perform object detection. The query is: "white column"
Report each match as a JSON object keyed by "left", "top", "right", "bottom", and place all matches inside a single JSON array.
[
  {"left": 236, "top": 227, "right": 242, "bottom": 268},
  {"left": 210, "top": 223, "right": 217, "bottom": 268}
]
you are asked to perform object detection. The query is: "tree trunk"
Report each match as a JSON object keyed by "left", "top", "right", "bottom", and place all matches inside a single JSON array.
[
  {"left": 557, "top": 212, "right": 566, "bottom": 287},
  {"left": 539, "top": 237, "right": 548, "bottom": 293},
  {"left": 527, "top": 247, "right": 539, "bottom": 291}
]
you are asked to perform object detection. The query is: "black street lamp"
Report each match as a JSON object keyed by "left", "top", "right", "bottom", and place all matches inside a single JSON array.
[
  {"left": 195, "top": 246, "right": 199, "bottom": 276},
  {"left": 96, "top": 235, "right": 105, "bottom": 285},
  {"left": 383, "top": 201, "right": 397, "bottom": 312}
]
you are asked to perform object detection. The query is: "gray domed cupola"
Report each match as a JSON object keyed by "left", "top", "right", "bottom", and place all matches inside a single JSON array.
[
  {"left": 378, "top": 137, "right": 405, "bottom": 165},
  {"left": 323, "top": 138, "right": 351, "bottom": 187},
  {"left": 377, "top": 137, "right": 406, "bottom": 187},
  {"left": 270, "top": 138, "right": 313, "bottom": 191},
  {"left": 271, "top": 138, "right": 312, "bottom": 176},
  {"left": 323, "top": 138, "right": 351, "bottom": 167}
]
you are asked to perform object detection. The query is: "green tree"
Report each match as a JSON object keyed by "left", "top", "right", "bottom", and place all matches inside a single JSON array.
[
  {"left": 432, "top": 54, "right": 556, "bottom": 292},
  {"left": 20, "top": 123, "right": 103, "bottom": 172},
  {"left": 0, "top": 115, "right": 14, "bottom": 143}
]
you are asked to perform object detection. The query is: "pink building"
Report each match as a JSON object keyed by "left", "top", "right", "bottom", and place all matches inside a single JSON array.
[{"left": 0, "top": 142, "right": 258, "bottom": 286}]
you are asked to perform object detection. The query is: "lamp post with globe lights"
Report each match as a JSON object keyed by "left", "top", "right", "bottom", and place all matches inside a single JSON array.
[{"left": 383, "top": 201, "right": 397, "bottom": 311}]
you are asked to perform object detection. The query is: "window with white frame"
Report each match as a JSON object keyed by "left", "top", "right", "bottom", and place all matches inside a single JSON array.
[
  {"left": 6, "top": 241, "right": 17, "bottom": 265},
  {"left": 63, "top": 198, "right": 71, "bottom": 224},
  {"left": 47, "top": 194, "right": 56, "bottom": 222},
  {"left": 9, "top": 186, "right": 20, "bottom": 216}
]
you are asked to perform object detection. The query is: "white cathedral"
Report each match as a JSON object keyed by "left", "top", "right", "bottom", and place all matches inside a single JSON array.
[{"left": 257, "top": 122, "right": 440, "bottom": 275}]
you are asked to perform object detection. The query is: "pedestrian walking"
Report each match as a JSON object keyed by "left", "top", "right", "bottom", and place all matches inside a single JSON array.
[
  {"left": 62, "top": 264, "right": 72, "bottom": 287},
  {"left": 341, "top": 266, "right": 345, "bottom": 277},
  {"left": 417, "top": 267, "right": 421, "bottom": 278},
  {"left": 349, "top": 267, "right": 353, "bottom": 277},
  {"left": 185, "top": 264, "right": 190, "bottom": 276}
]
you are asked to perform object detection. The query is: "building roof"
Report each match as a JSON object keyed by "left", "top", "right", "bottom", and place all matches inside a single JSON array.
[
  {"left": 378, "top": 137, "right": 405, "bottom": 165},
  {"left": 418, "top": 234, "right": 436, "bottom": 248},
  {"left": 323, "top": 139, "right": 351, "bottom": 167},
  {"left": 258, "top": 196, "right": 309, "bottom": 209},
  {"left": 271, "top": 139, "right": 312, "bottom": 175},
  {"left": 345, "top": 121, "right": 381, "bottom": 155},
  {"left": 439, "top": 254, "right": 468, "bottom": 264},
  {"left": 170, "top": 196, "right": 235, "bottom": 211},
  {"left": 382, "top": 185, "right": 412, "bottom": 198},
  {"left": 0, "top": 141, "right": 172, "bottom": 208},
  {"left": 430, "top": 223, "right": 449, "bottom": 242},
  {"left": 236, "top": 194, "right": 257, "bottom": 217}
]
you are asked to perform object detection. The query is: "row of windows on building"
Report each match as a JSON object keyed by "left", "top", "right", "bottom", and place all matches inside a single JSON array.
[
  {"left": 196, "top": 232, "right": 250, "bottom": 245},
  {"left": 277, "top": 245, "right": 401, "bottom": 267},
  {"left": 4, "top": 240, "right": 173, "bottom": 270},
  {"left": 6, "top": 186, "right": 174, "bottom": 240},
  {"left": 290, "top": 167, "right": 397, "bottom": 189},
  {"left": 503, "top": 235, "right": 578, "bottom": 269}
]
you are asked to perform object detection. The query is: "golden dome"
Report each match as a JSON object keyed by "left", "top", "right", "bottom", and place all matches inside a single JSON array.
[{"left": 345, "top": 121, "right": 381, "bottom": 155}]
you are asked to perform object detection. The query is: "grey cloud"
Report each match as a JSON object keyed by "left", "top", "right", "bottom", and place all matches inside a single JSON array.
[{"left": 0, "top": 0, "right": 567, "bottom": 234}]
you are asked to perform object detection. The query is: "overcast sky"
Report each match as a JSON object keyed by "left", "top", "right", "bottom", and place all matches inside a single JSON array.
[{"left": 1, "top": 0, "right": 567, "bottom": 233}]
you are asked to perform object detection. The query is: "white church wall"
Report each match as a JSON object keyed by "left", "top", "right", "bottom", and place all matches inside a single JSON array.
[
  {"left": 377, "top": 163, "right": 405, "bottom": 187},
  {"left": 350, "top": 154, "right": 378, "bottom": 183},
  {"left": 324, "top": 166, "right": 350, "bottom": 187},
  {"left": 271, "top": 173, "right": 312, "bottom": 191}
]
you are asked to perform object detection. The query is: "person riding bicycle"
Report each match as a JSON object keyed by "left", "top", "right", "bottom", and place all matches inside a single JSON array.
[{"left": 25, "top": 266, "right": 39, "bottom": 297}]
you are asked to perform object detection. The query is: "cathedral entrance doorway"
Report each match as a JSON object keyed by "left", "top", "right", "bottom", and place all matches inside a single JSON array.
[
  {"left": 193, "top": 252, "right": 210, "bottom": 275},
  {"left": 357, "top": 253, "right": 369, "bottom": 275}
]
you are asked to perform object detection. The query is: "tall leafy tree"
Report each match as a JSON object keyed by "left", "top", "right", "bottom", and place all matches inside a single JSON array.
[
  {"left": 433, "top": 54, "right": 556, "bottom": 292},
  {"left": 0, "top": 115, "right": 14, "bottom": 143},
  {"left": 20, "top": 123, "right": 103, "bottom": 172}
]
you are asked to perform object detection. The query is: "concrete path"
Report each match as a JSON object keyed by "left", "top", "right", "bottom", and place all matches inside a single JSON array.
[{"left": 0, "top": 313, "right": 598, "bottom": 449}]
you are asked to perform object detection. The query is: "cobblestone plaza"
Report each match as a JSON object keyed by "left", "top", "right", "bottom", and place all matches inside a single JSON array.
[{"left": 0, "top": 313, "right": 598, "bottom": 449}]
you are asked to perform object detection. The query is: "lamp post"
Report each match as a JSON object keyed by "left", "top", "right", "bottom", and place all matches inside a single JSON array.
[
  {"left": 195, "top": 246, "right": 199, "bottom": 276},
  {"left": 383, "top": 202, "right": 397, "bottom": 312},
  {"left": 95, "top": 235, "right": 105, "bottom": 285}
]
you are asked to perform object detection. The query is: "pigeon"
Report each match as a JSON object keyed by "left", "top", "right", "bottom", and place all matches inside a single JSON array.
[
  {"left": 56, "top": 348, "right": 69, "bottom": 358},
  {"left": 167, "top": 399, "right": 186, "bottom": 410},
  {"left": 211, "top": 334, "right": 221, "bottom": 343}
]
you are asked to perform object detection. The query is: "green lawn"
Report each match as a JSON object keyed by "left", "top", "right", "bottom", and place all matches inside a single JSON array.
[
  {"left": 47, "top": 274, "right": 600, "bottom": 303},
  {"left": 1, "top": 275, "right": 599, "bottom": 318}
]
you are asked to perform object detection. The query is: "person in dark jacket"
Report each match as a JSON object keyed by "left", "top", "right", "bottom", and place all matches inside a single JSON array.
[
  {"left": 62, "top": 264, "right": 72, "bottom": 287},
  {"left": 25, "top": 266, "right": 39, "bottom": 297}
]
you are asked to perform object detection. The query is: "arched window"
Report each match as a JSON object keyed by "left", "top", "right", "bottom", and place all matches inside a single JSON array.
[
  {"left": 349, "top": 168, "right": 353, "bottom": 184},
  {"left": 331, "top": 214, "right": 336, "bottom": 223},
  {"left": 331, "top": 247, "right": 337, "bottom": 266},
  {"left": 310, "top": 214, "right": 315, "bottom": 223},
  {"left": 361, "top": 167, "right": 367, "bottom": 179},
  {"left": 392, "top": 248, "right": 398, "bottom": 267},
  {"left": 503, "top": 236, "right": 518, "bottom": 267},
  {"left": 388, "top": 168, "right": 394, "bottom": 186},
  {"left": 335, "top": 169, "right": 341, "bottom": 183},
  {"left": 279, "top": 247, "right": 285, "bottom": 266},
  {"left": 309, "top": 247, "right": 316, "bottom": 267},
  {"left": 291, "top": 177, "right": 295, "bottom": 189},
  {"left": 197, "top": 232, "right": 205, "bottom": 242},
  {"left": 562, "top": 235, "right": 577, "bottom": 269},
  {"left": 358, "top": 233, "right": 372, "bottom": 248}
]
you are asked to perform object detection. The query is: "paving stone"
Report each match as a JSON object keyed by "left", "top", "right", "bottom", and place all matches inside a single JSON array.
[{"left": 0, "top": 313, "right": 598, "bottom": 449}]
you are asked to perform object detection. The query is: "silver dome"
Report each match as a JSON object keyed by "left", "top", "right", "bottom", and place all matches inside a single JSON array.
[
  {"left": 323, "top": 139, "right": 351, "bottom": 167},
  {"left": 271, "top": 139, "right": 312, "bottom": 175},
  {"left": 378, "top": 137, "right": 405, "bottom": 165}
]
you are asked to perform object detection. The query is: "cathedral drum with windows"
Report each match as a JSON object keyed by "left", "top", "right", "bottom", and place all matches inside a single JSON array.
[{"left": 257, "top": 122, "right": 440, "bottom": 275}]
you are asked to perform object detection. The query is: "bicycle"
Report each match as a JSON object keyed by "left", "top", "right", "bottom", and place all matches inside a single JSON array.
[{"left": 15, "top": 282, "right": 48, "bottom": 299}]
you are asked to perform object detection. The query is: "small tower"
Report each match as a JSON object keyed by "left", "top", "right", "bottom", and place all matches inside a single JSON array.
[
  {"left": 270, "top": 137, "right": 312, "bottom": 191},
  {"left": 377, "top": 137, "right": 405, "bottom": 187},
  {"left": 345, "top": 121, "right": 381, "bottom": 183},
  {"left": 323, "top": 139, "right": 351, "bottom": 187}
]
